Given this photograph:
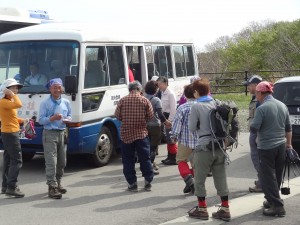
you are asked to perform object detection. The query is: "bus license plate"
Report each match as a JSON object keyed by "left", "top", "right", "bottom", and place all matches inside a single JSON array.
[{"left": 290, "top": 115, "right": 300, "bottom": 125}]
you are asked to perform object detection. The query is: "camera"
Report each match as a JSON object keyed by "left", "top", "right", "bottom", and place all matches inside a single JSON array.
[{"left": 281, "top": 187, "right": 290, "bottom": 195}]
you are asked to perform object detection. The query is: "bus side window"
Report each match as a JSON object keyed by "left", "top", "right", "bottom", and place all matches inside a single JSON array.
[
  {"left": 84, "top": 60, "right": 105, "bottom": 88},
  {"left": 82, "top": 96, "right": 91, "bottom": 111},
  {"left": 147, "top": 63, "right": 155, "bottom": 79},
  {"left": 152, "top": 45, "right": 174, "bottom": 78},
  {"left": 184, "top": 45, "right": 196, "bottom": 76},
  {"left": 82, "top": 93, "right": 105, "bottom": 112},
  {"left": 174, "top": 46, "right": 185, "bottom": 77},
  {"left": 107, "top": 46, "right": 125, "bottom": 85},
  {"left": 165, "top": 46, "right": 173, "bottom": 78},
  {"left": 145, "top": 45, "right": 159, "bottom": 80}
]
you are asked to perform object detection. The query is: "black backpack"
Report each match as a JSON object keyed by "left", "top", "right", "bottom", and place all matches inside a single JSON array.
[{"left": 208, "top": 99, "right": 239, "bottom": 151}]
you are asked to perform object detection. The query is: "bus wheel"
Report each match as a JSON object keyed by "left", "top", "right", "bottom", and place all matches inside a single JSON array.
[
  {"left": 92, "top": 126, "right": 114, "bottom": 167},
  {"left": 22, "top": 152, "right": 35, "bottom": 162}
]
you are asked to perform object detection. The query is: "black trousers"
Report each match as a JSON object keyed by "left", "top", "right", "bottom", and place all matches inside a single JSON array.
[
  {"left": 1, "top": 132, "right": 23, "bottom": 189},
  {"left": 259, "top": 143, "right": 286, "bottom": 207}
]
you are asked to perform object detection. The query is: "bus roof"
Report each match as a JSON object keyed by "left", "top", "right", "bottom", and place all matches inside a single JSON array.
[
  {"left": 0, "top": 7, "right": 52, "bottom": 34},
  {"left": 0, "top": 22, "right": 194, "bottom": 44}
]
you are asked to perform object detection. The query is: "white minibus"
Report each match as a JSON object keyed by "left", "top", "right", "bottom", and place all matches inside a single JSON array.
[{"left": 0, "top": 22, "right": 198, "bottom": 166}]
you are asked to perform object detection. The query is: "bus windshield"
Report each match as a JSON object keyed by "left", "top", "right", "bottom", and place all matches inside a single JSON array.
[{"left": 0, "top": 41, "right": 79, "bottom": 93}]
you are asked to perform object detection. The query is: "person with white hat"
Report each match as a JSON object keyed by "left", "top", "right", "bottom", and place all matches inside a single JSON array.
[{"left": 0, "top": 78, "right": 26, "bottom": 198}]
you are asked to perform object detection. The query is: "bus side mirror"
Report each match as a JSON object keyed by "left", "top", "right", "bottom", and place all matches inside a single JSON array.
[{"left": 65, "top": 75, "right": 77, "bottom": 101}]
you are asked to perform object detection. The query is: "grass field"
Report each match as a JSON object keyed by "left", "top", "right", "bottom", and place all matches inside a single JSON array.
[{"left": 213, "top": 93, "right": 250, "bottom": 110}]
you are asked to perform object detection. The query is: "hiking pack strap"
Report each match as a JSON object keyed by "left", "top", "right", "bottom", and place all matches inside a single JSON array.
[
  {"left": 198, "top": 134, "right": 211, "bottom": 138},
  {"left": 227, "top": 109, "right": 233, "bottom": 134}
]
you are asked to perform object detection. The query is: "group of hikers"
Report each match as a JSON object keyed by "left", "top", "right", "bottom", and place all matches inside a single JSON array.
[
  {"left": 115, "top": 74, "right": 293, "bottom": 221},
  {"left": 0, "top": 73, "right": 293, "bottom": 221}
]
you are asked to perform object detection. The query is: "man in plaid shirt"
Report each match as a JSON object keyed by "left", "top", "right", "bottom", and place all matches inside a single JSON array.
[
  {"left": 170, "top": 84, "right": 197, "bottom": 194},
  {"left": 115, "top": 81, "right": 154, "bottom": 192}
]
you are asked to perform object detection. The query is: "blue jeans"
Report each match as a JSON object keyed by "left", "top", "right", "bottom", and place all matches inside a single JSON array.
[
  {"left": 249, "top": 132, "right": 261, "bottom": 187},
  {"left": 1, "top": 132, "right": 23, "bottom": 189},
  {"left": 121, "top": 137, "right": 153, "bottom": 185}
]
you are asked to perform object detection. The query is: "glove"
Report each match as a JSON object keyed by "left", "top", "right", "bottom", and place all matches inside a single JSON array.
[{"left": 286, "top": 148, "right": 300, "bottom": 163}]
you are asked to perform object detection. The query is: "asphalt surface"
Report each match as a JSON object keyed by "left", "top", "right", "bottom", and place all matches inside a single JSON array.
[
  {"left": 162, "top": 177, "right": 300, "bottom": 225},
  {"left": 1, "top": 132, "right": 300, "bottom": 225}
]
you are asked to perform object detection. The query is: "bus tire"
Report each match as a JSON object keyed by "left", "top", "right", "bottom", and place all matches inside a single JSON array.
[
  {"left": 92, "top": 126, "right": 115, "bottom": 167},
  {"left": 22, "top": 152, "right": 35, "bottom": 162}
]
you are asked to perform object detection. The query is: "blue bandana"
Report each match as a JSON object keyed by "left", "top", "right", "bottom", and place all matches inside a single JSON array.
[
  {"left": 46, "top": 78, "right": 63, "bottom": 89},
  {"left": 197, "top": 95, "right": 213, "bottom": 102}
]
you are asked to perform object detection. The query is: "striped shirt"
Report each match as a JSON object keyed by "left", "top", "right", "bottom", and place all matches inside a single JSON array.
[
  {"left": 170, "top": 99, "right": 197, "bottom": 149},
  {"left": 115, "top": 92, "right": 154, "bottom": 144}
]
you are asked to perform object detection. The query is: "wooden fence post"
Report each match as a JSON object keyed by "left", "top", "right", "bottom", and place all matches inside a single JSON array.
[{"left": 245, "top": 71, "right": 248, "bottom": 96}]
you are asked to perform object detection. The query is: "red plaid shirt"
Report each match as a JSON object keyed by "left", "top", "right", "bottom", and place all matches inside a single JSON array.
[{"left": 115, "top": 92, "right": 154, "bottom": 144}]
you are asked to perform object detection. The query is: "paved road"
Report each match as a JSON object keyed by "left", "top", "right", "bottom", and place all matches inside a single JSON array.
[{"left": 0, "top": 132, "right": 299, "bottom": 225}]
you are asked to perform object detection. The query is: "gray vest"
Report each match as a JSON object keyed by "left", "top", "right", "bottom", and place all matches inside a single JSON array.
[{"left": 248, "top": 96, "right": 257, "bottom": 131}]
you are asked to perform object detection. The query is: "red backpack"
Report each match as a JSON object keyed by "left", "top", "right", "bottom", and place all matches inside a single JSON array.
[{"left": 23, "top": 120, "right": 37, "bottom": 139}]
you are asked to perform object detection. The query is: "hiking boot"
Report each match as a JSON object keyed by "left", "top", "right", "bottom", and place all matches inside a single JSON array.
[
  {"left": 263, "top": 205, "right": 286, "bottom": 217},
  {"left": 162, "top": 153, "right": 172, "bottom": 164},
  {"left": 1, "top": 187, "right": 6, "bottom": 194},
  {"left": 190, "top": 184, "right": 195, "bottom": 194},
  {"left": 188, "top": 206, "right": 209, "bottom": 220},
  {"left": 152, "top": 162, "right": 159, "bottom": 175},
  {"left": 183, "top": 175, "right": 194, "bottom": 193},
  {"left": 5, "top": 186, "right": 25, "bottom": 198},
  {"left": 263, "top": 200, "right": 272, "bottom": 209},
  {"left": 162, "top": 153, "right": 177, "bottom": 165},
  {"left": 249, "top": 186, "right": 263, "bottom": 193},
  {"left": 153, "top": 162, "right": 159, "bottom": 170},
  {"left": 48, "top": 186, "right": 62, "bottom": 199},
  {"left": 161, "top": 157, "right": 169, "bottom": 164},
  {"left": 162, "top": 158, "right": 177, "bottom": 165},
  {"left": 57, "top": 180, "right": 67, "bottom": 194},
  {"left": 144, "top": 181, "right": 152, "bottom": 191},
  {"left": 212, "top": 205, "right": 231, "bottom": 221},
  {"left": 128, "top": 182, "right": 138, "bottom": 192}
]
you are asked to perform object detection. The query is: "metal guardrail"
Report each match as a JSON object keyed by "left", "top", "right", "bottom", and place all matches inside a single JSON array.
[{"left": 200, "top": 70, "right": 300, "bottom": 95}]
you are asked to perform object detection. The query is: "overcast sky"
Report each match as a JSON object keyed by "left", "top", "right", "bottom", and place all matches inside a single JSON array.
[{"left": 3, "top": 0, "right": 300, "bottom": 50}]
